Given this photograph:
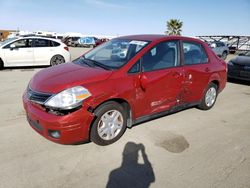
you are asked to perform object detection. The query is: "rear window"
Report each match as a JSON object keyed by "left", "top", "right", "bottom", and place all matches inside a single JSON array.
[{"left": 183, "top": 42, "right": 208, "bottom": 65}]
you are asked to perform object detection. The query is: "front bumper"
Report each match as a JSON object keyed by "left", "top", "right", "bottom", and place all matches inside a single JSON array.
[{"left": 22, "top": 91, "right": 94, "bottom": 144}]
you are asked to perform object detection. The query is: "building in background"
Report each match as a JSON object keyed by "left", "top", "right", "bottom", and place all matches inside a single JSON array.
[{"left": 0, "top": 30, "right": 17, "bottom": 41}]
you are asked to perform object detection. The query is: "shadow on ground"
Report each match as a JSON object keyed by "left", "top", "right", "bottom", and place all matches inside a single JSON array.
[
  {"left": 227, "top": 78, "right": 250, "bottom": 86},
  {"left": 106, "top": 142, "right": 155, "bottom": 188},
  {"left": 0, "top": 66, "right": 48, "bottom": 72}
]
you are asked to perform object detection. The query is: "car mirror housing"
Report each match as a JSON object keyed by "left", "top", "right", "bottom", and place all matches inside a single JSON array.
[{"left": 10, "top": 44, "right": 16, "bottom": 49}]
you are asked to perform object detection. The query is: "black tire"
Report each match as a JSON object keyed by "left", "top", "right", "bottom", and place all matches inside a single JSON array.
[
  {"left": 50, "top": 55, "right": 65, "bottom": 66},
  {"left": 221, "top": 51, "right": 227, "bottom": 60},
  {"left": 90, "top": 101, "right": 127, "bottom": 146},
  {"left": 198, "top": 83, "right": 218, "bottom": 110},
  {"left": 0, "top": 58, "right": 4, "bottom": 70}
]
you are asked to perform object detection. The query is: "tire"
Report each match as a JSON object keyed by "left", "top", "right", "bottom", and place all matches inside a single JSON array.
[
  {"left": 221, "top": 51, "right": 227, "bottom": 60},
  {"left": 0, "top": 58, "right": 4, "bottom": 70},
  {"left": 50, "top": 55, "right": 65, "bottom": 66},
  {"left": 198, "top": 83, "right": 218, "bottom": 110},
  {"left": 90, "top": 101, "right": 127, "bottom": 146}
]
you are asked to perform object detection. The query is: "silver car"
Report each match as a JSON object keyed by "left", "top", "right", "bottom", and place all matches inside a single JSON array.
[{"left": 209, "top": 41, "right": 229, "bottom": 60}]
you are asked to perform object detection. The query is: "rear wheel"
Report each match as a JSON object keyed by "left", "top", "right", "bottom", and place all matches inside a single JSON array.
[
  {"left": 50, "top": 55, "right": 65, "bottom": 66},
  {"left": 198, "top": 83, "right": 218, "bottom": 110},
  {"left": 90, "top": 101, "right": 127, "bottom": 145}
]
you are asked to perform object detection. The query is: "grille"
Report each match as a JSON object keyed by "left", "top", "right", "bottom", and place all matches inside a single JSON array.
[{"left": 28, "top": 87, "right": 52, "bottom": 104}]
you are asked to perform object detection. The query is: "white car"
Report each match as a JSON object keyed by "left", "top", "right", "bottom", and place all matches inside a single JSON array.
[{"left": 0, "top": 37, "right": 70, "bottom": 68}]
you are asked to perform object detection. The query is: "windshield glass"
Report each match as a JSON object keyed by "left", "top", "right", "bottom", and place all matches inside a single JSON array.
[
  {"left": 77, "top": 39, "right": 149, "bottom": 69},
  {"left": 0, "top": 38, "right": 17, "bottom": 46}
]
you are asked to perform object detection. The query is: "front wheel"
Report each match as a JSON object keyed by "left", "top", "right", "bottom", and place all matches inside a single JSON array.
[
  {"left": 198, "top": 83, "right": 218, "bottom": 110},
  {"left": 50, "top": 55, "right": 65, "bottom": 66},
  {"left": 90, "top": 101, "right": 127, "bottom": 145}
]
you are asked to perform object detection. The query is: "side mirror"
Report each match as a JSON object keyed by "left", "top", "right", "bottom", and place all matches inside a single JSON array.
[
  {"left": 210, "top": 43, "right": 216, "bottom": 48},
  {"left": 10, "top": 44, "right": 16, "bottom": 49}
]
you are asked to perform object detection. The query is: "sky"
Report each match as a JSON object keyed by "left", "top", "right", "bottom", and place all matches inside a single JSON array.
[{"left": 0, "top": 0, "right": 250, "bottom": 37}]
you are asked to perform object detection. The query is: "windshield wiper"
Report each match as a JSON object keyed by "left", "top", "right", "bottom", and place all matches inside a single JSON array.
[
  {"left": 84, "top": 58, "right": 111, "bottom": 70},
  {"left": 74, "top": 56, "right": 94, "bottom": 67}
]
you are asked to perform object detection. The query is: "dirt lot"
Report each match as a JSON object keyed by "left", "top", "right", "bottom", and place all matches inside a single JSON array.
[{"left": 0, "top": 48, "right": 250, "bottom": 188}]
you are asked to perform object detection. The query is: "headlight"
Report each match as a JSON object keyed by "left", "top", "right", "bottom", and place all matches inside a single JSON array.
[{"left": 45, "top": 86, "right": 91, "bottom": 110}]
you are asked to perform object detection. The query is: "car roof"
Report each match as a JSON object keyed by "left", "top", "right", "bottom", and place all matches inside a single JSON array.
[
  {"left": 17, "top": 36, "right": 61, "bottom": 42},
  {"left": 116, "top": 34, "right": 203, "bottom": 43}
]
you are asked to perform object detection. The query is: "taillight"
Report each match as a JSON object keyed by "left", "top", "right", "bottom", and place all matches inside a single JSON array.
[{"left": 64, "top": 46, "right": 69, "bottom": 51}]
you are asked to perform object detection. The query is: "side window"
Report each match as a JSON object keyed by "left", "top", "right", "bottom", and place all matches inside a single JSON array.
[
  {"left": 183, "top": 42, "right": 208, "bottom": 65},
  {"left": 219, "top": 42, "right": 225, "bottom": 47},
  {"left": 51, "top": 41, "right": 60, "bottom": 47},
  {"left": 33, "top": 39, "right": 50, "bottom": 47},
  {"left": 4, "top": 39, "right": 32, "bottom": 48},
  {"left": 128, "top": 60, "right": 140, "bottom": 74},
  {"left": 142, "top": 41, "right": 179, "bottom": 72}
]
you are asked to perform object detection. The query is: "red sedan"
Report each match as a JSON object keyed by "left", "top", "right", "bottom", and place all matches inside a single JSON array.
[{"left": 23, "top": 35, "right": 227, "bottom": 145}]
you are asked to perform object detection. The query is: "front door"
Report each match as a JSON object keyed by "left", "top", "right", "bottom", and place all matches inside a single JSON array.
[
  {"left": 3, "top": 39, "right": 34, "bottom": 66},
  {"left": 132, "top": 40, "right": 184, "bottom": 118}
]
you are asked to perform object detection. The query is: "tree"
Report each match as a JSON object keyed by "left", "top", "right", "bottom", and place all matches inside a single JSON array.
[{"left": 165, "top": 19, "right": 183, "bottom": 36}]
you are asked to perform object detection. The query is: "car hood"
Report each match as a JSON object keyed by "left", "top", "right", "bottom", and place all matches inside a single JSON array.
[
  {"left": 230, "top": 56, "right": 250, "bottom": 65},
  {"left": 29, "top": 63, "right": 113, "bottom": 93}
]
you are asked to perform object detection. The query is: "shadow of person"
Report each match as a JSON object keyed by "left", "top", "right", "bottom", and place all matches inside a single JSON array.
[{"left": 106, "top": 142, "right": 155, "bottom": 188}]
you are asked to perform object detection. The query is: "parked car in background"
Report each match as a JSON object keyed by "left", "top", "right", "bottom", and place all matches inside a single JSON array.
[
  {"left": 23, "top": 35, "right": 227, "bottom": 146},
  {"left": 78, "top": 37, "right": 98, "bottom": 48},
  {"left": 95, "top": 38, "right": 109, "bottom": 47},
  {"left": 228, "top": 51, "right": 250, "bottom": 81},
  {"left": 63, "top": 36, "right": 81, "bottom": 47},
  {"left": 0, "top": 36, "right": 70, "bottom": 68},
  {"left": 208, "top": 41, "right": 229, "bottom": 60}
]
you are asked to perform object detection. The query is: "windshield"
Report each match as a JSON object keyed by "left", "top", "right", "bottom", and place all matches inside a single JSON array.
[
  {"left": 0, "top": 38, "right": 17, "bottom": 46},
  {"left": 77, "top": 39, "right": 149, "bottom": 69}
]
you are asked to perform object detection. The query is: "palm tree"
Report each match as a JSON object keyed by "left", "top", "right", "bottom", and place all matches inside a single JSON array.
[{"left": 165, "top": 19, "right": 183, "bottom": 36}]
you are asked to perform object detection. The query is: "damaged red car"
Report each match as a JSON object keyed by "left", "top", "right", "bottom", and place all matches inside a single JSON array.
[{"left": 23, "top": 35, "right": 227, "bottom": 145}]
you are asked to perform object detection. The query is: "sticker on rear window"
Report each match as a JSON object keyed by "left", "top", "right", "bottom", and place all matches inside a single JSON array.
[{"left": 129, "top": 40, "right": 148, "bottom": 46}]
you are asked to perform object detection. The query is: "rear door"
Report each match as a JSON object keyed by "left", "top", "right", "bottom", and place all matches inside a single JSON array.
[
  {"left": 33, "top": 38, "right": 52, "bottom": 65},
  {"left": 3, "top": 39, "right": 34, "bottom": 66},
  {"left": 132, "top": 40, "right": 185, "bottom": 118},
  {"left": 181, "top": 41, "right": 211, "bottom": 103}
]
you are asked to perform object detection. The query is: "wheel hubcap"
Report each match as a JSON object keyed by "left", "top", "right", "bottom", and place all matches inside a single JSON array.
[
  {"left": 97, "top": 110, "right": 124, "bottom": 140},
  {"left": 205, "top": 87, "right": 216, "bottom": 107},
  {"left": 52, "top": 56, "right": 64, "bottom": 65}
]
